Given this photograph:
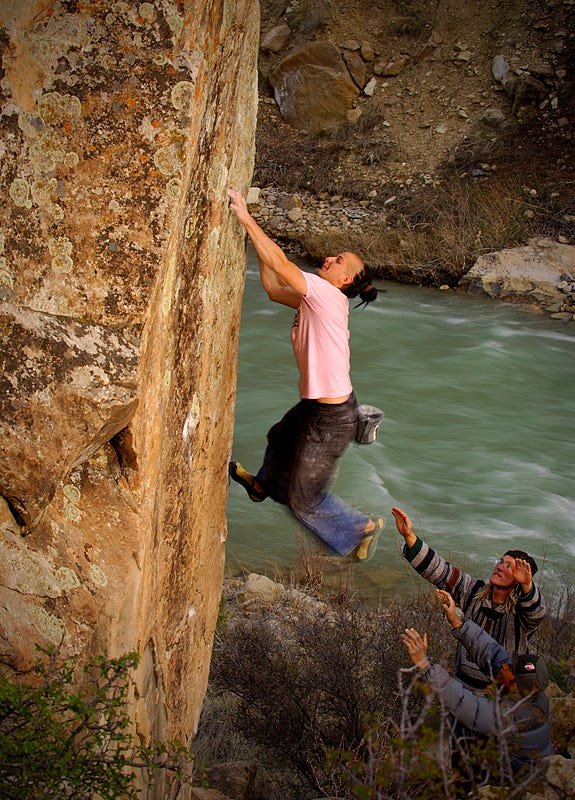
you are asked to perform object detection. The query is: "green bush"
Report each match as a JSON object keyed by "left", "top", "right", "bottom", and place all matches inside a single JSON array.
[{"left": 0, "top": 648, "right": 194, "bottom": 800}]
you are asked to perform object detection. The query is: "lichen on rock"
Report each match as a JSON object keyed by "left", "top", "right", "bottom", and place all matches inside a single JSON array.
[{"left": 0, "top": 2, "right": 260, "bottom": 788}]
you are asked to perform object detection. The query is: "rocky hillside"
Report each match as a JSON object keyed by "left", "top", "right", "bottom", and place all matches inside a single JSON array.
[{"left": 252, "top": 0, "right": 574, "bottom": 282}]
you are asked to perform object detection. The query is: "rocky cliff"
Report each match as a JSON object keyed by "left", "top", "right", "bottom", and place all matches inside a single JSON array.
[{"left": 0, "top": 0, "right": 259, "bottom": 789}]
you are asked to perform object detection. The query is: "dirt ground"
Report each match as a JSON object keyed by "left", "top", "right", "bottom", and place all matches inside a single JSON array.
[{"left": 256, "top": 0, "right": 574, "bottom": 202}]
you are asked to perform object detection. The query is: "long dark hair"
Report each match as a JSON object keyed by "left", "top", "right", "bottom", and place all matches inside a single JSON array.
[{"left": 341, "top": 264, "right": 379, "bottom": 308}]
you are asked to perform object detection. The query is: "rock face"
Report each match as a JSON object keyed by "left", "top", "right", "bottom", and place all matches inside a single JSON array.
[
  {"left": 458, "top": 239, "right": 575, "bottom": 312},
  {"left": 0, "top": 304, "right": 140, "bottom": 528},
  {"left": 0, "top": 0, "right": 259, "bottom": 794}
]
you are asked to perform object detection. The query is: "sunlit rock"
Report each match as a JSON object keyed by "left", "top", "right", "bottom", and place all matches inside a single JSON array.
[
  {"left": 458, "top": 239, "right": 575, "bottom": 309},
  {"left": 0, "top": 3, "right": 259, "bottom": 796}
]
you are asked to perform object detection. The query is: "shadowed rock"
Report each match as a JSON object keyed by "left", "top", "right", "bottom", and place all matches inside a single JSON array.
[{"left": 270, "top": 41, "right": 359, "bottom": 133}]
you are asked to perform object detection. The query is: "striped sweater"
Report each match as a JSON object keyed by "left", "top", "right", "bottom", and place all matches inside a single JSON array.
[{"left": 404, "top": 537, "right": 547, "bottom": 689}]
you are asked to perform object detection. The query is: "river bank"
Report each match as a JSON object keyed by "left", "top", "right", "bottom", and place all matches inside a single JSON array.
[{"left": 247, "top": 186, "right": 575, "bottom": 321}]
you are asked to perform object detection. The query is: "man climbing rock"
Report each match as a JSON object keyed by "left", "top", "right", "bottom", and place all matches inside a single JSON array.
[{"left": 228, "top": 187, "right": 382, "bottom": 561}]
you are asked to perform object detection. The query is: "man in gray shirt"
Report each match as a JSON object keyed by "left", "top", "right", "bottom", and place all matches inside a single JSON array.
[{"left": 403, "top": 589, "right": 553, "bottom": 778}]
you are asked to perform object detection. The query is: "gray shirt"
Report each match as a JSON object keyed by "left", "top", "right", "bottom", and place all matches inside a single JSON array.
[{"left": 420, "top": 620, "right": 553, "bottom": 772}]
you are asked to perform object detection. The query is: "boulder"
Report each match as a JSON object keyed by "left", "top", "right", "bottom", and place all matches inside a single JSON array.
[
  {"left": 260, "top": 23, "right": 291, "bottom": 54},
  {"left": 492, "top": 55, "right": 547, "bottom": 115},
  {"left": 270, "top": 42, "right": 359, "bottom": 133},
  {"left": 374, "top": 54, "right": 410, "bottom": 77},
  {"left": 240, "top": 573, "right": 284, "bottom": 606},
  {"left": 205, "top": 761, "right": 257, "bottom": 800},
  {"left": 492, "top": 55, "right": 517, "bottom": 94},
  {"left": 458, "top": 239, "right": 575, "bottom": 308},
  {"left": 481, "top": 107, "right": 507, "bottom": 127},
  {"left": 343, "top": 50, "right": 368, "bottom": 89},
  {"left": 189, "top": 789, "right": 233, "bottom": 800},
  {"left": 524, "top": 754, "right": 575, "bottom": 799},
  {"left": 0, "top": 4, "right": 259, "bottom": 798}
]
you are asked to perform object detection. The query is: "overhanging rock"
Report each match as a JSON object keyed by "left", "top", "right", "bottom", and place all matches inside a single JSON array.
[{"left": 0, "top": 302, "right": 139, "bottom": 528}]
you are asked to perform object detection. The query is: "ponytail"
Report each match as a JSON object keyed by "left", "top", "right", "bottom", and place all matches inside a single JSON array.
[{"left": 341, "top": 263, "right": 382, "bottom": 309}]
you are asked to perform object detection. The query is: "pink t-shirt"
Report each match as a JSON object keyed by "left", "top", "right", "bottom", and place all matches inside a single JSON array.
[{"left": 291, "top": 272, "right": 353, "bottom": 399}]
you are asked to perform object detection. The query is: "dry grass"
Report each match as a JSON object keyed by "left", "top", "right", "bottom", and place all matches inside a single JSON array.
[{"left": 294, "top": 165, "right": 574, "bottom": 288}]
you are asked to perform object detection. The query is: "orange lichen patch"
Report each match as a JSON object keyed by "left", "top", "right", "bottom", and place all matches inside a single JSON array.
[
  {"left": 120, "top": 92, "right": 139, "bottom": 109},
  {"left": 139, "top": 154, "right": 150, "bottom": 163},
  {"left": 61, "top": 121, "right": 73, "bottom": 135}
]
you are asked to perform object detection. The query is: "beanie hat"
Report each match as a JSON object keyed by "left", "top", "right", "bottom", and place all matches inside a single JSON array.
[
  {"left": 504, "top": 549, "right": 538, "bottom": 576},
  {"left": 511, "top": 652, "right": 549, "bottom": 694}
]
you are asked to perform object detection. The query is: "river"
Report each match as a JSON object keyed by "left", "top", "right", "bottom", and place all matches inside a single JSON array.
[{"left": 225, "top": 247, "right": 575, "bottom": 605}]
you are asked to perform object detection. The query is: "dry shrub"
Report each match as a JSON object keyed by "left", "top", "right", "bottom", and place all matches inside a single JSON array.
[
  {"left": 203, "top": 589, "right": 457, "bottom": 799},
  {"left": 289, "top": 528, "right": 358, "bottom": 602},
  {"left": 255, "top": 117, "right": 343, "bottom": 195},
  {"left": 397, "top": 173, "right": 570, "bottom": 280},
  {"left": 292, "top": 168, "right": 554, "bottom": 287},
  {"left": 359, "top": 139, "right": 394, "bottom": 167},
  {"left": 309, "top": 173, "right": 557, "bottom": 287},
  {"left": 198, "top": 569, "right": 575, "bottom": 800}
]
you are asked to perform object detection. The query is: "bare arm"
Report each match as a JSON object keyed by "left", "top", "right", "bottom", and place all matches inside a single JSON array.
[{"left": 228, "top": 188, "right": 305, "bottom": 308}]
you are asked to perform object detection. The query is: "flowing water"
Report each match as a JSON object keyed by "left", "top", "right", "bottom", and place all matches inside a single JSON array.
[{"left": 226, "top": 246, "right": 575, "bottom": 604}]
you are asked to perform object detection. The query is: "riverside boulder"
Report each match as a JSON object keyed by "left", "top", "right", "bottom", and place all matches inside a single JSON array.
[{"left": 458, "top": 238, "right": 575, "bottom": 313}]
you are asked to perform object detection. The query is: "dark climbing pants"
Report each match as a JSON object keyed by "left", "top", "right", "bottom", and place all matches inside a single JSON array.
[{"left": 256, "top": 393, "right": 370, "bottom": 555}]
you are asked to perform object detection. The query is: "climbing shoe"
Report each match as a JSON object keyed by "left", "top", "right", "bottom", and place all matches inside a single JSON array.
[
  {"left": 354, "top": 518, "right": 384, "bottom": 562},
  {"left": 229, "top": 461, "right": 268, "bottom": 502}
]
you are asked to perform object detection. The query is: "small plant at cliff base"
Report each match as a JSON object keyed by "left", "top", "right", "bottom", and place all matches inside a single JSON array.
[{"left": 0, "top": 649, "right": 194, "bottom": 800}]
